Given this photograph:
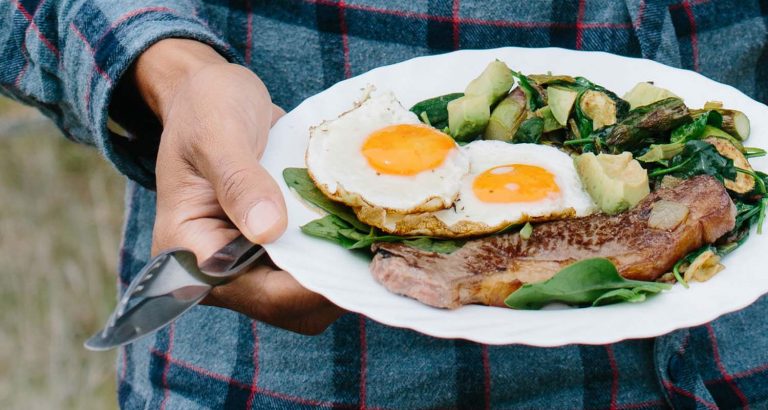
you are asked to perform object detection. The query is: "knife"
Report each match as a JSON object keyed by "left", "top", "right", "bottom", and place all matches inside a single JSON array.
[{"left": 84, "top": 235, "right": 264, "bottom": 351}]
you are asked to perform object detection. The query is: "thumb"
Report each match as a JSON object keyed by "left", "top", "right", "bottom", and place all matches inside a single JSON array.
[
  {"left": 213, "top": 159, "right": 288, "bottom": 244},
  {"left": 194, "top": 102, "right": 288, "bottom": 244}
]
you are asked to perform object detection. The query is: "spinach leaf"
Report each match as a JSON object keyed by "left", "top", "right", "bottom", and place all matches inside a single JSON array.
[
  {"left": 352, "top": 234, "right": 464, "bottom": 253},
  {"left": 409, "top": 92, "right": 464, "bottom": 130},
  {"left": 573, "top": 89, "right": 595, "bottom": 141},
  {"left": 283, "top": 168, "right": 369, "bottom": 231},
  {"left": 638, "top": 118, "right": 727, "bottom": 164},
  {"left": 300, "top": 214, "right": 365, "bottom": 248},
  {"left": 300, "top": 215, "right": 463, "bottom": 253},
  {"left": 735, "top": 200, "right": 762, "bottom": 232},
  {"left": 513, "top": 117, "right": 544, "bottom": 143},
  {"left": 287, "top": 168, "right": 464, "bottom": 253},
  {"left": 636, "top": 142, "right": 685, "bottom": 163},
  {"left": 402, "top": 238, "right": 465, "bottom": 253},
  {"left": 504, "top": 258, "right": 671, "bottom": 310},
  {"left": 593, "top": 285, "right": 665, "bottom": 305},
  {"left": 511, "top": 71, "right": 545, "bottom": 111},
  {"left": 716, "top": 198, "right": 765, "bottom": 255},
  {"left": 568, "top": 78, "right": 630, "bottom": 145},
  {"left": 669, "top": 110, "right": 722, "bottom": 144},
  {"left": 648, "top": 140, "right": 736, "bottom": 182}
]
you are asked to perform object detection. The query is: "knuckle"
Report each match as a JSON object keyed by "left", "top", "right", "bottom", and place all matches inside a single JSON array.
[
  {"left": 218, "top": 166, "right": 254, "bottom": 206},
  {"left": 208, "top": 285, "right": 229, "bottom": 304}
]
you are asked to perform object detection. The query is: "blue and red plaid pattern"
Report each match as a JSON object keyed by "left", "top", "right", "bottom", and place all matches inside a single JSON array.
[{"left": 3, "top": 0, "right": 768, "bottom": 408}]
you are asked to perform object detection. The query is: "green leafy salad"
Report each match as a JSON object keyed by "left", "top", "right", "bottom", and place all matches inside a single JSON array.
[{"left": 285, "top": 60, "right": 767, "bottom": 310}]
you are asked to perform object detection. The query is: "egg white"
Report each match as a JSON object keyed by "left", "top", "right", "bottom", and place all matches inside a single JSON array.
[
  {"left": 306, "top": 89, "right": 470, "bottom": 213},
  {"left": 355, "top": 140, "right": 597, "bottom": 237},
  {"left": 434, "top": 141, "right": 596, "bottom": 227}
]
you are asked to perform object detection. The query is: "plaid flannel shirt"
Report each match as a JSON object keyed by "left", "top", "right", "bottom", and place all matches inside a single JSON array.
[{"left": 2, "top": 0, "right": 768, "bottom": 408}]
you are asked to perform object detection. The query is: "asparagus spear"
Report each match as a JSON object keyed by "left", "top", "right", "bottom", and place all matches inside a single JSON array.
[
  {"left": 605, "top": 97, "right": 691, "bottom": 151},
  {"left": 484, "top": 88, "right": 528, "bottom": 142}
]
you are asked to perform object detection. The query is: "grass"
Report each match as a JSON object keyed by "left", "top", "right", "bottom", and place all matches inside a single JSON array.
[{"left": 0, "top": 96, "right": 123, "bottom": 409}]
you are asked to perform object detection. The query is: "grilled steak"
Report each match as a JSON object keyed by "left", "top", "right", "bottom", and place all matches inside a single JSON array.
[{"left": 370, "top": 175, "right": 736, "bottom": 309}]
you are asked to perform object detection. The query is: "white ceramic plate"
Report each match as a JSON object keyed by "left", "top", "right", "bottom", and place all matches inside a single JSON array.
[{"left": 260, "top": 47, "right": 768, "bottom": 347}]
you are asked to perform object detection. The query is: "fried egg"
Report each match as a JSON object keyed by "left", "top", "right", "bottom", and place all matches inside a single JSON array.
[
  {"left": 355, "top": 141, "right": 597, "bottom": 237},
  {"left": 306, "top": 89, "right": 470, "bottom": 213}
]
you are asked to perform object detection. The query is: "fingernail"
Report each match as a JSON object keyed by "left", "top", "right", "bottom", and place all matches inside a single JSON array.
[{"left": 246, "top": 200, "right": 281, "bottom": 238}]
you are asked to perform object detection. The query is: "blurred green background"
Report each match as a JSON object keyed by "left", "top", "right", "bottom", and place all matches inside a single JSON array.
[{"left": 0, "top": 95, "right": 123, "bottom": 409}]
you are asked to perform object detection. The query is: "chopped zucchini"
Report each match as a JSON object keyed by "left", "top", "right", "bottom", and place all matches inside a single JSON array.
[
  {"left": 720, "top": 110, "right": 750, "bottom": 141},
  {"left": 579, "top": 90, "right": 618, "bottom": 130},
  {"left": 704, "top": 137, "right": 755, "bottom": 193},
  {"left": 447, "top": 95, "right": 491, "bottom": 141},
  {"left": 701, "top": 125, "right": 744, "bottom": 151},
  {"left": 547, "top": 86, "right": 578, "bottom": 126},
  {"left": 691, "top": 108, "right": 751, "bottom": 141},
  {"left": 623, "top": 82, "right": 680, "bottom": 110},
  {"left": 638, "top": 124, "right": 743, "bottom": 163}
]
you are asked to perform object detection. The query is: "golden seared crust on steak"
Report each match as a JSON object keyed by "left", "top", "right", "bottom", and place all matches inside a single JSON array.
[{"left": 370, "top": 175, "right": 737, "bottom": 309}]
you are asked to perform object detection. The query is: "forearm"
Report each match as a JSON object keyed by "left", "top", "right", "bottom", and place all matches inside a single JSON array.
[{"left": 0, "top": 0, "right": 239, "bottom": 188}]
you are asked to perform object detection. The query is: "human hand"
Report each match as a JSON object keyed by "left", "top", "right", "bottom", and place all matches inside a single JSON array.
[{"left": 131, "top": 39, "right": 344, "bottom": 335}]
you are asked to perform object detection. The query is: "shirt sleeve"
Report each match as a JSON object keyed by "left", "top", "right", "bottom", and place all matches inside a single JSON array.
[{"left": 0, "top": 0, "right": 240, "bottom": 189}]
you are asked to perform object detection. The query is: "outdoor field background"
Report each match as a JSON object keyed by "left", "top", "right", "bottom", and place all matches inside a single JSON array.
[{"left": 0, "top": 95, "right": 122, "bottom": 409}]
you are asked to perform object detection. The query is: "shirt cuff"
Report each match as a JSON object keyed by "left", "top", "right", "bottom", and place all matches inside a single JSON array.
[{"left": 76, "top": 11, "right": 242, "bottom": 190}]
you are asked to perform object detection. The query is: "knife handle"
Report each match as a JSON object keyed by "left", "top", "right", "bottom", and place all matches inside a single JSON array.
[{"left": 198, "top": 235, "right": 266, "bottom": 280}]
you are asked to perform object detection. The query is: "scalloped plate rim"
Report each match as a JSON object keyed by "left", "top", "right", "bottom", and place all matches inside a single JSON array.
[{"left": 260, "top": 47, "right": 768, "bottom": 347}]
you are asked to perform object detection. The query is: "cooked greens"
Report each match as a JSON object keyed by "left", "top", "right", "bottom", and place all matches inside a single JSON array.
[
  {"left": 669, "top": 110, "right": 722, "bottom": 143},
  {"left": 648, "top": 140, "right": 737, "bottom": 183},
  {"left": 409, "top": 92, "right": 463, "bottom": 130},
  {"left": 300, "top": 61, "right": 768, "bottom": 310},
  {"left": 283, "top": 168, "right": 464, "bottom": 253},
  {"left": 513, "top": 117, "right": 544, "bottom": 144},
  {"left": 672, "top": 245, "right": 718, "bottom": 287},
  {"left": 603, "top": 97, "right": 690, "bottom": 152},
  {"left": 504, "top": 258, "right": 671, "bottom": 310},
  {"left": 283, "top": 167, "right": 368, "bottom": 231},
  {"left": 511, "top": 70, "right": 545, "bottom": 110}
]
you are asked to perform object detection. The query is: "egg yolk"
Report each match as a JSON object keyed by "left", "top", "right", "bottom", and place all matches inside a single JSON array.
[
  {"left": 361, "top": 124, "right": 456, "bottom": 176},
  {"left": 473, "top": 164, "right": 560, "bottom": 203}
]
